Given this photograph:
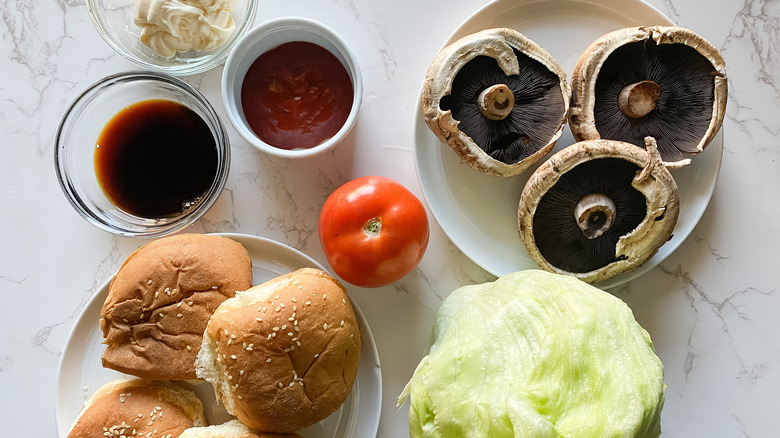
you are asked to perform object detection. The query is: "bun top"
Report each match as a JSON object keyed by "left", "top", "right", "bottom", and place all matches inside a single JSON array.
[
  {"left": 197, "top": 268, "right": 361, "bottom": 433},
  {"left": 101, "top": 233, "right": 253, "bottom": 380},
  {"left": 179, "top": 419, "right": 302, "bottom": 438},
  {"left": 67, "top": 379, "right": 206, "bottom": 438}
]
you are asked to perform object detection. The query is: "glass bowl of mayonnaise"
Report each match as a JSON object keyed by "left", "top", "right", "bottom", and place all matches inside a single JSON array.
[{"left": 86, "top": 0, "right": 257, "bottom": 76}]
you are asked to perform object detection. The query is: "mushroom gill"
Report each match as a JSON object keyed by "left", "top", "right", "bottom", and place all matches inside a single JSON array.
[
  {"left": 438, "top": 49, "right": 567, "bottom": 166},
  {"left": 518, "top": 137, "right": 680, "bottom": 284},
  {"left": 569, "top": 26, "right": 727, "bottom": 168},
  {"left": 530, "top": 157, "right": 647, "bottom": 273},
  {"left": 422, "top": 28, "right": 570, "bottom": 177}
]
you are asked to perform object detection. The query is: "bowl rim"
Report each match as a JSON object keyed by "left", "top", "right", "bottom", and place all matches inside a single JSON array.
[
  {"left": 54, "top": 70, "right": 231, "bottom": 238},
  {"left": 85, "top": 0, "right": 259, "bottom": 76},
  {"left": 221, "top": 16, "right": 364, "bottom": 159}
]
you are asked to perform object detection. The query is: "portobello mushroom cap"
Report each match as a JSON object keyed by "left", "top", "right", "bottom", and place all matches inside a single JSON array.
[
  {"left": 518, "top": 137, "right": 679, "bottom": 284},
  {"left": 569, "top": 26, "right": 727, "bottom": 168},
  {"left": 422, "top": 28, "right": 571, "bottom": 177}
]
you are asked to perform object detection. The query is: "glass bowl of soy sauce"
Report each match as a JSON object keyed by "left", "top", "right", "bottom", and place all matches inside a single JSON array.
[{"left": 55, "top": 71, "right": 230, "bottom": 237}]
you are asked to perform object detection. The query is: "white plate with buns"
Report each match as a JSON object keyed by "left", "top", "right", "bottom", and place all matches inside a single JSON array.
[
  {"left": 55, "top": 233, "right": 382, "bottom": 438},
  {"left": 413, "top": 0, "right": 723, "bottom": 289}
]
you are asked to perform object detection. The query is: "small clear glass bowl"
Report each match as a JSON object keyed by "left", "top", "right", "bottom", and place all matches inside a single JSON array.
[
  {"left": 86, "top": 0, "right": 257, "bottom": 76},
  {"left": 55, "top": 71, "right": 230, "bottom": 238}
]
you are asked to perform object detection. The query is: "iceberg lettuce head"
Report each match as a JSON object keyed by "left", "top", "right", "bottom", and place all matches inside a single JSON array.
[{"left": 398, "top": 270, "right": 664, "bottom": 438}]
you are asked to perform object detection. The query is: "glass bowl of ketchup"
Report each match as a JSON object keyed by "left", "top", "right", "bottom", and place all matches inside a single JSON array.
[
  {"left": 55, "top": 71, "right": 230, "bottom": 238},
  {"left": 222, "top": 16, "right": 363, "bottom": 158}
]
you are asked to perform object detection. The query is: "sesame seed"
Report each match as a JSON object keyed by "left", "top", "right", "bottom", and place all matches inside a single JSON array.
[
  {"left": 296, "top": 341, "right": 301, "bottom": 346},
  {"left": 187, "top": 301, "right": 193, "bottom": 306},
  {"left": 224, "top": 330, "right": 229, "bottom": 336},
  {"left": 288, "top": 333, "right": 293, "bottom": 337},
  {"left": 299, "top": 381, "right": 304, "bottom": 386},
  {"left": 147, "top": 280, "right": 152, "bottom": 285},
  {"left": 159, "top": 313, "right": 164, "bottom": 318},
  {"left": 280, "top": 303, "right": 285, "bottom": 308},
  {"left": 267, "top": 334, "right": 272, "bottom": 340},
  {"left": 342, "top": 298, "right": 346, "bottom": 304},
  {"left": 288, "top": 316, "right": 295, "bottom": 322},
  {"left": 273, "top": 327, "right": 280, "bottom": 331},
  {"left": 278, "top": 382, "right": 283, "bottom": 388},
  {"left": 186, "top": 345, "right": 192, "bottom": 351},
  {"left": 230, "top": 334, "right": 237, "bottom": 339},
  {"left": 272, "top": 332, "right": 276, "bottom": 337},
  {"left": 228, "top": 375, "right": 233, "bottom": 380},
  {"left": 281, "top": 325, "right": 287, "bottom": 330},
  {"left": 239, "top": 370, "right": 244, "bottom": 375},
  {"left": 291, "top": 298, "right": 297, "bottom": 303},
  {"left": 262, "top": 306, "right": 267, "bottom": 312},
  {"left": 314, "top": 354, "right": 319, "bottom": 358},
  {"left": 341, "top": 320, "right": 345, "bottom": 327},
  {"left": 289, "top": 382, "right": 295, "bottom": 387},
  {"left": 275, "top": 306, "right": 281, "bottom": 312},
  {"left": 137, "top": 414, "right": 143, "bottom": 418},
  {"left": 172, "top": 289, "right": 177, "bottom": 294},
  {"left": 231, "top": 355, "right": 237, "bottom": 359},
  {"left": 305, "top": 301, "right": 311, "bottom": 306},
  {"left": 212, "top": 286, "right": 218, "bottom": 290},
  {"left": 256, "top": 318, "right": 263, "bottom": 322},
  {"left": 267, "top": 359, "right": 272, "bottom": 363},
  {"left": 237, "top": 395, "right": 243, "bottom": 400},
  {"left": 275, "top": 295, "right": 280, "bottom": 300},
  {"left": 294, "top": 326, "right": 300, "bottom": 332},
  {"left": 323, "top": 294, "right": 327, "bottom": 299},
  {"left": 176, "top": 314, "right": 182, "bottom": 318},
  {"left": 227, "top": 339, "right": 232, "bottom": 345},
  {"left": 323, "top": 323, "right": 328, "bottom": 330},
  {"left": 176, "top": 302, "right": 182, "bottom": 308},
  {"left": 154, "top": 292, "right": 159, "bottom": 298}
]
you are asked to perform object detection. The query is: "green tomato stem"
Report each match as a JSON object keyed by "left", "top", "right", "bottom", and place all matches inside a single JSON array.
[{"left": 363, "top": 217, "right": 382, "bottom": 237}]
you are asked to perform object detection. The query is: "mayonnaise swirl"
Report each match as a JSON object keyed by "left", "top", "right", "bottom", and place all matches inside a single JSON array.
[{"left": 134, "top": 0, "right": 238, "bottom": 58}]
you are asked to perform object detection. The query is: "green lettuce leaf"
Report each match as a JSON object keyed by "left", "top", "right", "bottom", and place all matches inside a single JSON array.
[{"left": 398, "top": 270, "right": 665, "bottom": 438}]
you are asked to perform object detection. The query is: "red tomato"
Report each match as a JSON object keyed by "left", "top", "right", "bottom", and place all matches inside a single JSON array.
[{"left": 318, "top": 176, "right": 429, "bottom": 288}]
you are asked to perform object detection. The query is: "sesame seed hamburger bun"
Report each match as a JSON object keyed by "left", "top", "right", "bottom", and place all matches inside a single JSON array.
[
  {"left": 179, "top": 419, "right": 301, "bottom": 438},
  {"left": 67, "top": 379, "right": 206, "bottom": 438},
  {"left": 100, "top": 233, "right": 253, "bottom": 380},
  {"left": 196, "top": 268, "right": 361, "bottom": 433}
]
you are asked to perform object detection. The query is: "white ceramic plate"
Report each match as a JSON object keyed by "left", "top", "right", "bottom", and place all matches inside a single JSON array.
[
  {"left": 414, "top": 0, "right": 723, "bottom": 289},
  {"left": 55, "top": 233, "right": 381, "bottom": 438}
]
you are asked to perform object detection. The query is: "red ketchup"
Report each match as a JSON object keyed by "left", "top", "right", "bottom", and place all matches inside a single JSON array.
[{"left": 241, "top": 41, "right": 354, "bottom": 150}]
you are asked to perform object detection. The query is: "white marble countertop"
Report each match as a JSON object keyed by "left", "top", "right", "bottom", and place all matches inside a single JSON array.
[{"left": 1, "top": 0, "right": 778, "bottom": 436}]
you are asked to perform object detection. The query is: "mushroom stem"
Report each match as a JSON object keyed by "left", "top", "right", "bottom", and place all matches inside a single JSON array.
[
  {"left": 574, "top": 193, "right": 616, "bottom": 239},
  {"left": 618, "top": 80, "right": 661, "bottom": 118},
  {"left": 477, "top": 84, "right": 515, "bottom": 120}
]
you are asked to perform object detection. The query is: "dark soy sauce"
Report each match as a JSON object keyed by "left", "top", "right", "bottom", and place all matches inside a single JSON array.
[{"left": 94, "top": 99, "right": 218, "bottom": 218}]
